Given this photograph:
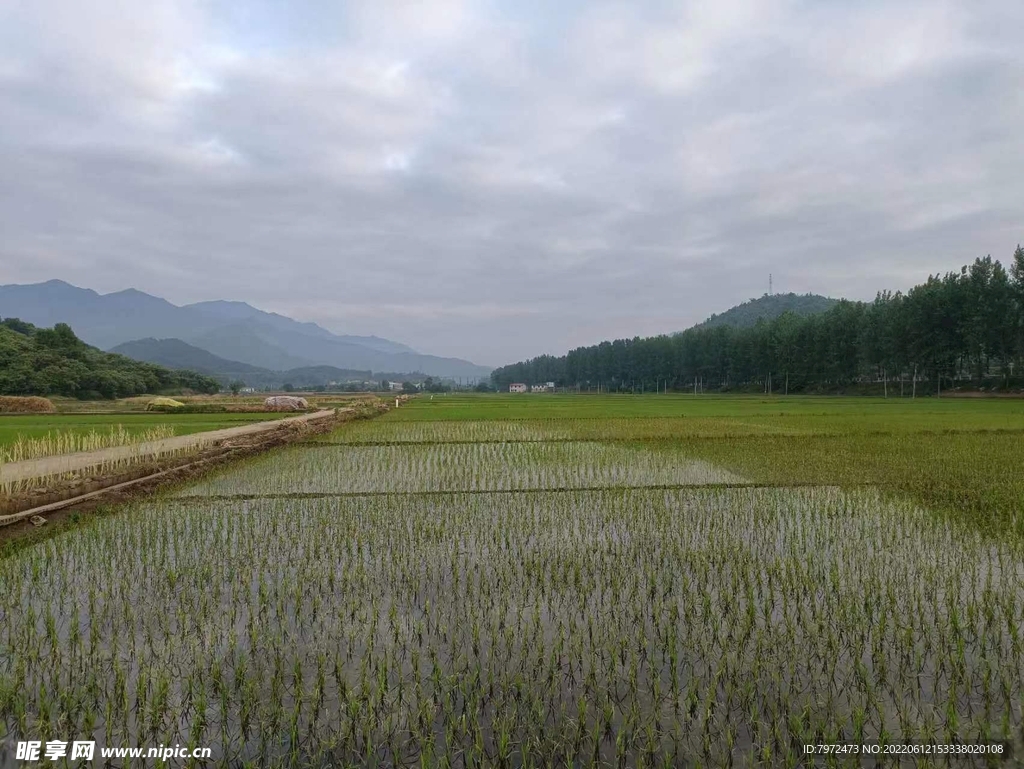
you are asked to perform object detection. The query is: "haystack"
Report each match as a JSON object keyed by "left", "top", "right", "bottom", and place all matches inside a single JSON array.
[
  {"left": 146, "top": 397, "right": 185, "bottom": 411},
  {"left": 0, "top": 396, "right": 56, "bottom": 413},
  {"left": 264, "top": 395, "right": 309, "bottom": 411}
]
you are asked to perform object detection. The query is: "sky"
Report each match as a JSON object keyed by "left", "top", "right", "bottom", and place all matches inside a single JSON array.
[{"left": 1, "top": 1, "right": 1022, "bottom": 367}]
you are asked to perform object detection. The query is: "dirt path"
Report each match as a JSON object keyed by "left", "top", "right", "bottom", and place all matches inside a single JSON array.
[{"left": 0, "top": 410, "right": 338, "bottom": 485}]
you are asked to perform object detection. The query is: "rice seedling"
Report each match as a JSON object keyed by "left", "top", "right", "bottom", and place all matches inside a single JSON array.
[
  {"left": 2, "top": 486, "right": 1022, "bottom": 766},
  {"left": 179, "top": 441, "right": 744, "bottom": 497},
  {"left": 2, "top": 395, "right": 1022, "bottom": 766},
  {"left": 320, "top": 417, "right": 793, "bottom": 445}
]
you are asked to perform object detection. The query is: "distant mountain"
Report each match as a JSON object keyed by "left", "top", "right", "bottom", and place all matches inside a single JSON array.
[
  {"left": 693, "top": 293, "right": 839, "bottom": 330},
  {"left": 109, "top": 338, "right": 266, "bottom": 376},
  {"left": 110, "top": 338, "right": 373, "bottom": 388},
  {"left": 187, "top": 323, "right": 314, "bottom": 371},
  {"left": 0, "top": 280, "right": 490, "bottom": 379},
  {"left": 184, "top": 300, "right": 417, "bottom": 355}
]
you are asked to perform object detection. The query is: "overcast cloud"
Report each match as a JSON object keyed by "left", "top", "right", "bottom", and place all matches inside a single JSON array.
[{"left": 1, "top": 0, "right": 1022, "bottom": 365}]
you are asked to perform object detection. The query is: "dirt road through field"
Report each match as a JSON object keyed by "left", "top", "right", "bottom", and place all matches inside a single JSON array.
[{"left": 0, "top": 410, "right": 338, "bottom": 484}]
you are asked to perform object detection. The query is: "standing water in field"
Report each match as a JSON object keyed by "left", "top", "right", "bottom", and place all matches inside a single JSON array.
[
  {"left": 1, "top": 411, "right": 1023, "bottom": 766},
  {"left": 178, "top": 440, "right": 746, "bottom": 496}
]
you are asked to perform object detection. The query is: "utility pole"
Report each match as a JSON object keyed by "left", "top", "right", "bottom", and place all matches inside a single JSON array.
[
  {"left": 769, "top": 273, "right": 773, "bottom": 296},
  {"left": 912, "top": 364, "right": 917, "bottom": 399}
]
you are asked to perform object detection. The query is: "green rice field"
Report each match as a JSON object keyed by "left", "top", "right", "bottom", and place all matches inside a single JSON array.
[{"left": 2, "top": 394, "right": 1023, "bottom": 766}]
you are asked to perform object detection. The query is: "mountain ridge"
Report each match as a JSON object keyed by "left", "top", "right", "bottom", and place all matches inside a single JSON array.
[
  {"left": 0, "top": 280, "right": 490, "bottom": 379},
  {"left": 109, "top": 338, "right": 266, "bottom": 375},
  {"left": 109, "top": 338, "right": 374, "bottom": 389}
]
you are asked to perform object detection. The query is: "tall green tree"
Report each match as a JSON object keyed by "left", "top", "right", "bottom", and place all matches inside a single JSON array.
[{"left": 492, "top": 245, "right": 1024, "bottom": 394}]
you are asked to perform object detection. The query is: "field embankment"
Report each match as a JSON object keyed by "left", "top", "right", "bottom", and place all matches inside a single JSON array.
[
  {"left": 0, "top": 412, "right": 282, "bottom": 455},
  {"left": 1, "top": 410, "right": 334, "bottom": 485},
  {"left": 0, "top": 404, "right": 386, "bottom": 533}
]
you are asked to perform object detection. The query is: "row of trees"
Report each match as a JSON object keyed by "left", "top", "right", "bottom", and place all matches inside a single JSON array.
[
  {"left": 492, "top": 247, "right": 1024, "bottom": 393},
  {"left": 0, "top": 319, "right": 220, "bottom": 399}
]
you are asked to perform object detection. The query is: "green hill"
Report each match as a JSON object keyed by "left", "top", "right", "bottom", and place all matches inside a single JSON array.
[
  {"left": 0, "top": 319, "right": 219, "bottom": 399},
  {"left": 694, "top": 293, "right": 839, "bottom": 329}
]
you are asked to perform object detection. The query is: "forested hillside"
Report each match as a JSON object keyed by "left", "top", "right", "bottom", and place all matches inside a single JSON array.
[
  {"left": 695, "top": 293, "right": 838, "bottom": 329},
  {"left": 493, "top": 247, "right": 1024, "bottom": 392},
  {"left": 0, "top": 319, "right": 219, "bottom": 398}
]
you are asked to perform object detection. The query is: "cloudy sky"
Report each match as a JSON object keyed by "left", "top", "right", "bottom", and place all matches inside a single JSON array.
[{"left": 1, "top": 1, "right": 1022, "bottom": 366}]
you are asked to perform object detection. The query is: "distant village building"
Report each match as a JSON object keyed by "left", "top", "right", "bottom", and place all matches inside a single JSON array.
[
  {"left": 530, "top": 383, "right": 549, "bottom": 392},
  {"left": 388, "top": 381, "right": 404, "bottom": 391},
  {"left": 509, "top": 383, "right": 527, "bottom": 393}
]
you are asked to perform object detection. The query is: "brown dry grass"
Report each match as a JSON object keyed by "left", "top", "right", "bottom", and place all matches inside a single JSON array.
[{"left": 0, "top": 396, "right": 56, "bottom": 414}]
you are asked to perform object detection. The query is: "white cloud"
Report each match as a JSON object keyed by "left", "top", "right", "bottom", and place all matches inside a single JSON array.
[{"left": 0, "top": 0, "right": 1022, "bottom": 363}]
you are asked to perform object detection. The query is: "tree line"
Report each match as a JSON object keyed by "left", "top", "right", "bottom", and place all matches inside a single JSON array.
[
  {"left": 0, "top": 318, "right": 220, "bottom": 399},
  {"left": 492, "top": 247, "right": 1024, "bottom": 394}
]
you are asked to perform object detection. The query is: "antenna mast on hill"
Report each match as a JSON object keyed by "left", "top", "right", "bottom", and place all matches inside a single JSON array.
[{"left": 769, "top": 273, "right": 773, "bottom": 296}]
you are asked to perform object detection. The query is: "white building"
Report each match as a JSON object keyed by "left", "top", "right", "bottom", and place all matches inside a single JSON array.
[
  {"left": 531, "top": 383, "right": 549, "bottom": 392},
  {"left": 509, "top": 383, "right": 527, "bottom": 393}
]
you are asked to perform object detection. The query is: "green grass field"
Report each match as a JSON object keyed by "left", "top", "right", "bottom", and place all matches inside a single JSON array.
[
  {"left": 3, "top": 393, "right": 1023, "bottom": 766},
  {"left": 395, "top": 391, "right": 1024, "bottom": 427}
]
